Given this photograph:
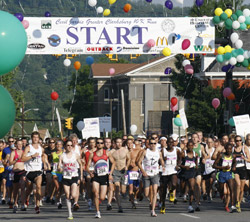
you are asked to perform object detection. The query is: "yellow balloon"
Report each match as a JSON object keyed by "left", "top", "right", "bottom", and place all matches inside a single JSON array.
[
  {"left": 103, "top": 9, "right": 111, "bottom": 16},
  {"left": 224, "top": 9, "right": 232, "bottom": 18},
  {"left": 108, "top": 0, "right": 116, "bottom": 5},
  {"left": 247, "top": 25, "right": 250, "bottom": 29},
  {"left": 214, "top": 8, "right": 223, "bottom": 16},
  {"left": 162, "top": 47, "right": 171, "bottom": 57},
  {"left": 176, "top": 114, "right": 180, "bottom": 118},
  {"left": 217, "top": 46, "right": 225, "bottom": 55},
  {"left": 224, "top": 45, "right": 232, "bottom": 53},
  {"left": 248, "top": 64, "right": 250, "bottom": 70}
]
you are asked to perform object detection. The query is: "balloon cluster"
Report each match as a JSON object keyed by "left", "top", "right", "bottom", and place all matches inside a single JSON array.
[
  {"left": 182, "top": 59, "right": 194, "bottom": 75},
  {"left": 88, "top": 0, "right": 117, "bottom": 16},
  {"left": 223, "top": 87, "right": 235, "bottom": 101},
  {"left": 14, "top": 12, "right": 29, "bottom": 29},
  {"left": 63, "top": 56, "right": 94, "bottom": 68},
  {"left": 170, "top": 97, "right": 178, "bottom": 112},
  {"left": 174, "top": 114, "right": 182, "bottom": 127}
]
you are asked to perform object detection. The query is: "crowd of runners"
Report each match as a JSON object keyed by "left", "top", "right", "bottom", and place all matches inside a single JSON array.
[{"left": 0, "top": 131, "right": 250, "bottom": 219}]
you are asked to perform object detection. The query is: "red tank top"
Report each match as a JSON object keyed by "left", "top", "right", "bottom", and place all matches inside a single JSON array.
[
  {"left": 93, "top": 149, "right": 108, "bottom": 164},
  {"left": 14, "top": 150, "right": 23, "bottom": 163}
]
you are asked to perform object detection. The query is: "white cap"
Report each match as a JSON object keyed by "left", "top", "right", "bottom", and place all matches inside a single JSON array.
[
  {"left": 171, "top": 134, "right": 179, "bottom": 141},
  {"left": 159, "top": 137, "right": 167, "bottom": 141}
]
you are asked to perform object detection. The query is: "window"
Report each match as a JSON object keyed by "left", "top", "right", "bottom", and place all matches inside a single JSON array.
[
  {"left": 104, "top": 88, "right": 109, "bottom": 100},
  {"left": 141, "top": 100, "right": 145, "bottom": 115}
]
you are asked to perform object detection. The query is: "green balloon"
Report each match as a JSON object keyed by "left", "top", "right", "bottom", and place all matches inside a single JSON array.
[
  {"left": 231, "top": 49, "right": 238, "bottom": 57},
  {"left": 0, "top": 11, "right": 27, "bottom": 76},
  {"left": 245, "top": 17, "right": 250, "bottom": 25},
  {"left": 236, "top": 48, "right": 244, "bottom": 55},
  {"left": 229, "top": 118, "right": 235, "bottom": 127},
  {"left": 235, "top": 10, "right": 243, "bottom": 17},
  {"left": 242, "top": 59, "right": 249, "bottom": 67},
  {"left": 224, "top": 52, "right": 232, "bottom": 60},
  {"left": 236, "top": 62, "right": 241, "bottom": 67},
  {"left": 174, "top": 118, "right": 182, "bottom": 127},
  {"left": 240, "top": 23, "right": 247, "bottom": 30},
  {"left": 225, "top": 25, "right": 232, "bottom": 30},
  {"left": 231, "top": 14, "right": 238, "bottom": 21},
  {"left": 220, "top": 13, "right": 228, "bottom": 21},
  {"left": 213, "top": 16, "right": 221, "bottom": 24},
  {"left": 216, "top": 54, "right": 224, "bottom": 63},
  {"left": 225, "top": 18, "right": 233, "bottom": 27},
  {"left": 0, "top": 85, "right": 16, "bottom": 138}
]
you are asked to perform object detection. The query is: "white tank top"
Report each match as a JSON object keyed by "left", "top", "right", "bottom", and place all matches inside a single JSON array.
[
  {"left": 245, "top": 145, "right": 250, "bottom": 170},
  {"left": 25, "top": 144, "right": 43, "bottom": 172},
  {"left": 73, "top": 145, "right": 81, "bottom": 168},
  {"left": 204, "top": 147, "right": 215, "bottom": 175},
  {"left": 162, "top": 147, "right": 177, "bottom": 176},
  {"left": 143, "top": 149, "right": 160, "bottom": 176},
  {"left": 62, "top": 152, "right": 78, "bottom": 179}
]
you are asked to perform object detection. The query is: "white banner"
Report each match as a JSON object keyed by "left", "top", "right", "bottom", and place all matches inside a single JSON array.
[
  {"left": 233, "top": 114, "right": 250, "bottom": 138},
  {"left": 99, "top": 117, "right": 111, "bottom": 133},
  {"left": 55, "top": 108, "right": 62, "bottom": 132},
  {"left": 25, "top": 17, "right": 215, "bottom": 55},
  {"left": 179, "top": 108, "right": 189, "bottom": 130},
  {"left": 82, "top": 117, "right": 100, "bottom": 139}
]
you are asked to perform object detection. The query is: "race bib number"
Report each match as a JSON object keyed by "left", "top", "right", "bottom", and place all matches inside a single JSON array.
[
  {"left": 185, "top": 160, "right": 195, "bottom": 168},
  {"left": 236, "top": 157, "right": 244, "bottom": 167},
  {"left": 63, "top": 170, "right": 73, "bottom": 179},
  {"left": 166, "top": 157, "right": 177, "bottom": 166},
  {"left": 9, "top": 172, "right": 14, "bottom": 181},
  {"left": 145, "top": 166, "right": 157, "bottom": 176},
  {"left": 129, "top": 171, "right": 139, "bottom": 180},
  {"left": 205, "top": 160, "right": 214, "bottom": 168},
  {"left": 97, "top": 165, "right": 108, "bottom": 176},
  {"left": 222, "top": 159, "right": 232, "bottom": 167},
  {"left": 53, "top": 163, "right": 58, "bottom": 171}
]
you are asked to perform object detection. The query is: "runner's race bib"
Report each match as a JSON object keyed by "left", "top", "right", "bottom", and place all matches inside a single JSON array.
[
  {"left": 205, "top": 159, "right": 214, "bottom": 168},
  {"left": 145, "top": 166, "right": 158, "bottom": 176},
  {"left": 236, "top": 157, "right": 244, "bottom": 167},
  {"left": 166, "top": 157, "right": 177, "bottom": 166},
  {"left": 97, "top": 165, "right": 108, "bottom": 176},
  {"left": 9, "top": 171, "right": 14, "bottom": 181},
  {"left": 129, "top": 171, "right": 139, "bottom": 180},
  {"left": 222, "top": 159, "right": 232, "bottom": 167},
  {"left": 63, "top": 170, "right": 73, "bottom": 179},
  {"left": 185, "top": 160, "right": 196, "bottom": 168},
  {"left": 0, "top": 160, "right": 4, "bottom": 168},
  {"left": 53, "top": 163, "right": 58, "bottom": 171}
]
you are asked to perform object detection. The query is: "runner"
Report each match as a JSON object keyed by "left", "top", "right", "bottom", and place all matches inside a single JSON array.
[
  {"left": 58, "top": 139, "right": 83, "bottom": 220},
  {"left": 111, "top": 137, "right": 130, "bottom": 213},
  {"left": 213, "top": 143, "right": 236, "bottom": 213},
  {"left": 0, "top": 140, "right": 5, "bottom": 204},
  {"left": 137, "top": 138, "right": 164, "bottom": 217},
  {"left": 9, "top": 139, "right": 26, "bottom": 213},
  {"left": 21, "top": 131, "right": 48, "bottom": 214}
]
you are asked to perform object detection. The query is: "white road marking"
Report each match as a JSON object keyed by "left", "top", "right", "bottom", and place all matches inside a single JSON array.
[{"left": 180, "top": 213, "right": 200, "bottom": 219}]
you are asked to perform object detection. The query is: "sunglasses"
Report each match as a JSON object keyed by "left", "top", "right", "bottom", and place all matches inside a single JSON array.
[
  {"left": 50, "top": 142, "right": 55, "bottom": 144},
  {"left": 236, "top": 140, "right": 242, "bottom": 142},
  {"left": 150, "top": 143, "right": 157, "bottom": 145},
  {"left": 67, "top": 144, "right": 73, "bottom": 147},
  {"left": 152, "top": 137, "right": 158, "bottom": 139},
  {"left": 9, "top": 141, "right": 14, "bottom": 143},
  {"left": 97, "top": 142, "right": 104, "bottom": 144}
]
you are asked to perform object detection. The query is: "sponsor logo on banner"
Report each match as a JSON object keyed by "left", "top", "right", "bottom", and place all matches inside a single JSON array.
[
  {"left": 156, "top": 37, "right": 168, "bottom": 46},
  {"left": 117, "top": 47, "right": 122, "bottom": 53},
  {"left": 121, "top": 46, "right": 140, "bottom": 52},
  {"left": 194, "top": 45, "right": 213, "bottom": 52},
  {"left": 161, "top": 19, "right": 175, "bottom": 33},
  {"left": 48, "top": 34, "right": 61, "bottom": 47},
  {"left": 41, "top": 20, "right": 52, "bottom": 29},
  {"left": 86, "top": 47, "right": 113, "bottom": 53},
  {"left": 64, "top": 48, "right": 84, "bottom": 53},
  {"left": 27, "top": 43, "right": 46, "bottom": 49}
]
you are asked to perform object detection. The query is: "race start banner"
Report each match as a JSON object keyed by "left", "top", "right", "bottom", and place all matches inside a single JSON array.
[{"left": 25, "top": 17, "right": 215, "bottom": 55}]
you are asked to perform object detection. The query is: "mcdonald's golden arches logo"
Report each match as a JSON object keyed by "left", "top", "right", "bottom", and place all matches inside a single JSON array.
[{"left": 156, "top": 37, "right": 168, "bottom": 46}]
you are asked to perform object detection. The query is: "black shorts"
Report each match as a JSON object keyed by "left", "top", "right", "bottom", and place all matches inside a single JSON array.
[
  {"left": 161, "top": 174, "right": 177, "bottom": 185},
  {"left": 2, "top": 169, "right": 11, "bottom": 180},
  {"left": 26, "top": 171, "right": 43, "bottom": 183},
  {"left": 183, "top": 169, "right": 196, "bottom": 181},
  {"left": 62, "top": 177, "right": 78, "bottom": 186},
  {"left": 246, "top": 170, "right": 250, "bottom": 180},
  {"left": 92, "top": 174, "right": 108, "bottom": 186},
  {"left": 203, "top": 171, "right": 216, "bottom": 181},
  {"left": 13, "top": 170, "right": 26, "bottom": 183},
  {"left": 195, "top": 168, "right": 202, "bottom": 177},
  {"left": 235, "top": 167, "right": 247, "bottom": 180}
]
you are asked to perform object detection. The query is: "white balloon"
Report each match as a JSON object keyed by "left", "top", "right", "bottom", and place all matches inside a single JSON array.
[
  {"left": 130, "top": 125, "right": 137, "bottom": 135},
  {"left": 63, "top": 59, "right": 71, "bottom": 67},
  {"left": 76, "top": 121, "right": 85, "bottom": 131},
  {"left": 229, "top": 57, "right": 237, "bottom": 65},
  {"left": 232, "top": 21, "right": 240, "bottom": 29},
  {"left": 238, "top": 15, "right": 246, "bottom": 23},
  {"left": 230, "top": 33, "right": 239, "bottom": 43},
  {"left": 235, "top": 39, "right": 243, "bottom": 49},
  {"left": 88, "top": 0, "right": 97, "bottom": 7},
  {"left": 225, "top": 61, "right": 229, "bottom": 65},
  {"left": 96, "top": 6, "right": 104, "bottom": 14},
  {"left": 182, "top": 60, "right": 190, "bottom": 67},
  {"left": 243, "top": 51, "right": 249, "bottom": 59},
  {"left": 218, "top": 21, "right": 225, "bottom": 28},
  {"left": 243, "top": 8, "right": 250, "bottom": 17},
  {"left": 237, "top": 55, "right": 244, "bottom": 63},
  {"left": 247, "top": 51, "right": 250, "bottom": 58}
]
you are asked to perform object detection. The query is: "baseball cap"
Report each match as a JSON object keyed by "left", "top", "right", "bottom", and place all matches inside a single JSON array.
[{"left": 171, "top": 134, "right": 179, "bottom": 141}]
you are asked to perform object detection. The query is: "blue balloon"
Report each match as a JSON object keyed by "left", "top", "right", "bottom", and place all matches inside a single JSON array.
[
  {"left": 164, "top": 67, "right": 172, "bottom": 74},
  {"left": 45, "top": 11, "right": 51, "bottom": 17},
  {"left": 14, "top": 13, "right": 23, "bottom": 21},
  {"left": 195, "top": 0, "right": 204, "bottom": 7},
  {"left": 146, "top": 0, "right": 152, "bottom": 2},
  {"left": 165, "top": 0, "right": 173, "bottom": 10},
  {"left": 86, "top": 56, "right": 94, "bottom": 65}
]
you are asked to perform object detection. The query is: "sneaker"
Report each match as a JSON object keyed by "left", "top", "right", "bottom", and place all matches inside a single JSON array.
[
  {"left": 195, "top": 206, "right": 200, "bottom": 211},
  {"left": 73, "top": 203, "right": 80, "bottom": 211},
  {"left": 35, "top": 206, "right": 40, "bottom": 214},
  {"left": 95, "top": 211, "right": 101, "bottom": 218},
  {"left": 45, "top": 196, "right": 51, "bottom": 203},
  {"left": 225, "top": 206, "right": 230, "bottom": 212},
  {"left": 183, "top": 195, "right": 187, "bottom": 202},
  {"left": 151, "top": 211, "right": 157, "bottom": 217},
  {"left": 57, "top": 202, "right": 62, "bottom": 209},
  {"left": 68, "top": 216, "right": 73, "bottom": 220},
  {"left": 203, "top": 193, "right": 207, "bottom": 201},
  {"left": 25, "top": 200, "right": 29, "bottom": 207},
  {"left": 236, "top": 202, "right": 241, "bottom": 213},
  {"left": 231, "top": 206, "right": 237, "bottom": 213},
  {"left": 13, "top": 206, "right": 17, "bottom": 213},
  {"left": 106, "top": 203, "right": 112, "bottom": 211},
  {"left": 174, "top": 198, "right": 178, "bottom": 204},
  {"left": 160, "top": 206, "right": 166, "bottom": 214},
  {"left": 21, "top": 205, "right": 27, "bottom": 211},
  {"left": 134, "top": 199, "right": 138, "bottom": 205},
  {"left": 1, "top": 198, "right": 6, "bottom": 205},
  {"left": 9, "top": 203, "right": 13, "bottom": 209},
  {"left": 88, "top": 199, "right": 92, "bottom": 211},
  {"left": 82, "top": 192, "right": 86, "bottom": 201},
  {"left": 118, "top": 206, "right": 123, "bottom": 213},
  {"left": 169, "top": 192, "right": 175, "bottom": 202},
  {"left": 51, "top": 198, "right": 55, "bottom": 205},
  {"left": 208, "top": 196, "right": 211, "bottom": 203},
  {"left": 188, "top": 205, "right": 194, "bottom": 213},
  {"left": 132, "top": 203, "right": 136, "bottom": 209}
]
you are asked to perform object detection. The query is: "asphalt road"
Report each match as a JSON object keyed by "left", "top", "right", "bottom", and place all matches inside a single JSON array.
[{"left": 1, "top": 195, "right": 250, "bottom": 222}]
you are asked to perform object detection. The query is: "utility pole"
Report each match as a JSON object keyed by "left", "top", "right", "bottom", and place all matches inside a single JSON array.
[
  {"left": 121, "top": 89, "right": 127, "bottom": 135},
  {"left": 21, "top": 101, "right": 24, "bottom": 137}
]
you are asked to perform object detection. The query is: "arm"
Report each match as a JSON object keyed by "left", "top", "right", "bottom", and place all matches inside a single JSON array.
[
  {"left": 159, "top": 151, "right": 165, "bottom": 172},
  {"left": 57, "top": 155, "right": 63, "bottom": 172},
  {"left": 21, "top": 146, "right": 38, "bottom": 162},
  {"left": 9, "top": 151, "right": 16, "bottom": 166},
  {"left": 125, "top": 150, "right": 131, "bottom": 171},
  {"left": 42, "top": 152, "right": 50, "bottom": 171},
  {"left": 109, "top": 152, "right": 116, "bottom": 180},
  {"left": 137, "top": 150, "right": 147, "bottom": 177},
  {"left": 244, "top": 146, "right": 250, "bottom": 162},
  {"left": 76, "top": 154, "right": 83, "bottom": 180},
  {"left": 176, "top": 149, "right": 182, "bottom": 170},
  {"left": 86, "top": 152, "right": 94, "bottom": 177},
  {"left": 212, "top": 147, "right": 221, "bottom": 160}
]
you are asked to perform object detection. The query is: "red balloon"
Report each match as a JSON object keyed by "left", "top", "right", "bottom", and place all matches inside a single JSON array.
[
  {"left": 235, "top": 104, "right": 240, "bottom": 112},
  {"left": 171, "top": 97, "right": 178, "bottom": 106},
  {"left": 51, "top": 92, "right": 59, "bottom": 101}
]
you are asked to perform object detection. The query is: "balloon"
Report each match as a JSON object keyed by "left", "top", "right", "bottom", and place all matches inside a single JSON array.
[
  {"left": 162, "top": 47, "right": 171, "bottom": 56},
  {"left": 86, "top": 56, "right": 94, "bottom": 65},
  {"left": 184, "top": 64, "right": 194, "bottom": 75},
  {"left": 74, "top": 61, "right": 81, "bottom": 70},
  {"left": 147, "top": 39, "right": 155, "bottom": 48},
  {"left": 14, "top": 13, "right": 23, "bottom": 21},
  {"left": 0, "top": 11, "right": 27, "bottom": 76},
  {"left": 242, "top": 59, "right": 249, "bottom": 67},
  {"left": 243, "top": 51, "right": 249, "bottom": 59},
  {"left": 213, "top": 16, "right": 221, "bottom": 24},
  {"left": 236, "top": 48, "right": 244, "bottom": 55},
  {"left": 176, "top": 114, "right": 180, "bottom": 118},
  {"left": 232, "top": 21, "right": 240, "bottom": 29},
  {"left": 108, "top": 0, "right": 116, "bottom": 5},
  {"left": 130, "top": 125, "right": 137, "bottom": 135},
  {"left": 124, "top": 4, "right": 132, "bottom": 13},
  {"left": 76, "top": 121, "right": 85, "bottom": 131},
  {"left": 231, "top": 14, "right": 238, "bottom": 21},
  {"left": 182, "top": 39, "right": 191, "bottom": 50},
  {"left": 223, "top": 87, "right": 232, "bottom": 97},
  {"left": 63, "top": 59, "right": 71, "bottom": 67},
  {"left": 214, "top": 8, "right": 223, "bottom": 16},
  {"left": 216, "top": 55, "right": 224, "bottom": 63},
  {"left": 103, "top": 9, "right": 111, "bottom": 16},
  {"left": 222, "top": 65, "right": 230, "bottom": 72},
  {"left": 174, "top": 118, "right": 182, "bottom": 127},
  {"left": 235, "top": 104, "right": 240, "bottom": 112},
  {"left": 238, "top": 15, "right": 246, "bottom": 23},
  {"left": 195, "top": 0, "right": 204, "bottom": 7},
  {"left": 182, "top": 60, "right": 191, "bottom": 67},
  {"left": 21, "top": 20, "right": 29, "bottom": 29},
  {"left": 171, "top": 97, "right": 178, "bottom": 106},
  {"left": 96, "top": 7, "right": 104, "bottom": 14},
  {"left": 236, "top": 55, "right": 244, "bottom": 63},
  {"left": 224, "top": 52, "right": 232, "bottom": 60},
  {"left": 217, "top": 46, "right": 225, "bottom": 55},
  {"left": 164, "top": 67, "right": 172, "bottom": 74},
  {"left": 230, "top": 33, "right": 239, "bottom": 43},
  {"left": 227, "top": 93, "right": 235, "bottom": 100},
  {"left": 88, "top": 0, "right": 97, "bottom": 7},
  {"left": 220, "top": 13, "right": 228, "bottom": 21},
  {"left": 224, "top": 45, "right": 232, "bottom": 53},
  {"left": 225, "top": 9, "right": 233, "bottom": 17},
  {"left": 218, "top": 21, "right": 225, "bottom": 28},
  {"left": 170, "top": 104, "right": 177, "bottom": 112},
  {"left": 229, "top": 117, "right": 235, "bottom": 127},
  {"left": 51, "top": 91, "right": 59, "bottom": 101},
  {"left": 109, "top": 68, "right": 115, "bottom": 75},
  {"left": 146, "top": 0, "right": 152, "bottom": 2},
  {"left": 229, "top": 57, "right": 237, "bottom": 65},
  {"left": 240, "top": 23, "right": 247, "bottom": 30},
  {"left": 165, "top": 0, "right": 173, "bottom": 10},
  {"left": 0, "top": 85, "right": 16, "bottom": 138},
  {"left": 212, "top": 98, "right": 220, "bottom": 109},
  {"left": 235, "top": 39, "right": 243, "bottom": 49},
  {"left": 225, "top": 19, "right": 233, "bottom": 28},
  {"left": 243, "top": 8, "right": 250, "bottom": 17},
  {"left": 44, "top": 11, "right": 51, "bottom": 17},
  {"left": 235, "top": 10, "right": 243, "bottom": 17}
]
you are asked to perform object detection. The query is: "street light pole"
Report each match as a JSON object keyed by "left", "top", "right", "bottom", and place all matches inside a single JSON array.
[{"left": 21, "top": 101, "right": 24, "bottom": 137}]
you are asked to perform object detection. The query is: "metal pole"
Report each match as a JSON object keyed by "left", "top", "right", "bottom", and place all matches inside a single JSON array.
[
  {"left": 22, "top": 101, "right": 24, "bottom": 137},
  {"left": 121, "top": 89, "right": 127, "bottom": 135}
]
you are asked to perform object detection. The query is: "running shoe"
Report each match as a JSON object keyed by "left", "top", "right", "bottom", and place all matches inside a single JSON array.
[
  {"left": 183, "top": 195, "right": 187, "bottom": 202},
  {"left": 236, "top": 202, "right": 241, "bottom": 213},
  {"left": 118, "top": 206, "right": 123, "bottom": 213},
  {"left": 51, "top": 198, "right": 55, "bottom": 205},
  {"left": 231, "top": 206, "right": 237, "bottom": 213},
  {"left": 160, "top": 206, "right": 166, "bottom": 214},
  {"left": 169, "top": 192, "right": 175, "bottom": 202},
  {"left": 95, "top": 211, "right": 101, "bottom": 218},
  {"left": 88, "top": 199, "right": 93, "bottom": 211},
  {"left": 195, "top": 206, "right": 200, "bottom": 211},
  {"left": 13, "top": 206, "right": 17, "bottom": 213},
  {"left": 225, "top": 206, "right": 230, "bottom": 213},
  {"left": 132, "top": 203, "right": 136, "bottom": 209},
  {"left": 57, "top": 202, "right": 62, "bottom": 209},
  {"left": 106, "top": 203, "right": 112, "bottom": 211},
  {"left": 25, "top": 200, "right": 29, "bottom": 207},
  {"left": 134, "top": 199, "right": 138, "bottom": 204},
  {"left": 174, "top": 198, "right": 178, "bottom": 204},
  {"left": 9, "top": 203, "right": 13, "bottom": 209},
  {"left": 151, "top": 211, "right": 157, "bottom": 217},
  {"left": 188, "top": 205, "right": 194, "bottom": 213},
  {"left": 208, "top": 196, "right": 211, "bottom": 203},
  {"left": 1, "top": 198, "right": 6, "bottom": 205},
  {"left": 73, "top": 203, "right": 80, "bottom": 211},
  {"left": 203, "top": 193, "right": 207, "bottom": 201},
  {"left": 68, "top": 216, "right": 74, "bottom": 220},
  {"left": 35, "top": 206, "right": 40, "bottom": 214},
  {"left": 21, "top": 205, "right": 27, "bottom": 211},
  {"left": 45, "top": 196, "right": 51, "bottom": 203}
]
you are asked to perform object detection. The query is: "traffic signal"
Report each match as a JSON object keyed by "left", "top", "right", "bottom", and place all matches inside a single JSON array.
[{"left": 65, "top": 118, "right": 73, "bottom": 130}]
